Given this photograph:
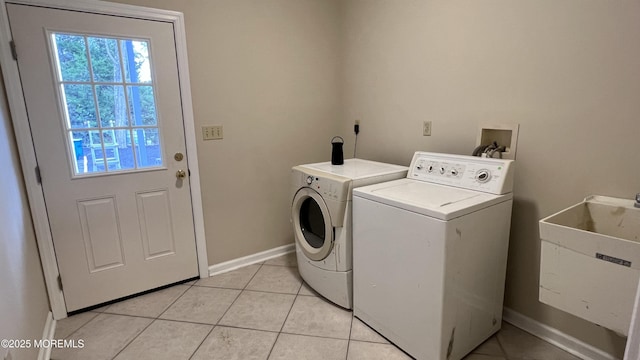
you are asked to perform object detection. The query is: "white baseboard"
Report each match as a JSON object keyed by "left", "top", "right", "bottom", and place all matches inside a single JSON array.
[
  {"left": 38, "top": 311, "right": 56, "bottom": 360},
  {"left": 208, "top": 243, "right": 295, "bottom": 277},
  {"left": 503, "top": 307, "right": 618, "bottom": 360}
]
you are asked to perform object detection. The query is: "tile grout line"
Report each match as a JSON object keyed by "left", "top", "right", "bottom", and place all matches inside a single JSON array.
[
  {"left": 109, "top": 284, "right": 194, "bottom": 359},
  {"left": 265, "top": 295, "right": 292, "bottom": 357},
  {"left": 278, "top": 285, "right": 301, "bottom": 334},
  {"left": 153, "top": 284, "right": 192, "bottom": 320},
  {"left": 265, "top": 282, "right": 303, "bottom": 359},
  {"left": 59, "top": 311, "right": 100, "bottom": 341},
  {"left": 186, "top": 326, "right": 215, "bottom": 360},
  {"left": 61, "top": 255, "right": 336, "bottom": 359},
  {"left": 277, "top": 331, "right": 351, "bottom": 342},
  {"left": 266, "top": 332, "right": 282, "bottom": 359},
  {"left": 200, "top": 262, "right": 264, "bottom": 337},
  {"left": 58, "top": 254, "right": 565, "bottom": 360},
  {"left": 89, "top": 317, "right": 361, "bottom": 343},
  {"left": 494, "top": 333, "right": 511, "bottom": 360},
  {"left": 59, "top": 256, "right": 295, "bottom": 359},
  {"left": 109, "top": 317, "right": 157, "bottom": 360},
  {"left": 243, "top": 262, "right": 265, "bottom": 291},
  {"left": 345, "top": 313, "right": 355, "bottom": 360},
  {"left": 211, "top": 286, "right": 244, "bottom": 326},
  {"left": 192, "top": 284, "right": 310, "bottom": 297},
  {"left": 112, "top": 283, "right": 234, "bottom": 360}
]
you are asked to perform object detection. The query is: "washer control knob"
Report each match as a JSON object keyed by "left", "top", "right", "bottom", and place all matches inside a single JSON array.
[
  {"left": 476, "top": 170, "right": 491, "bottom": 183},
  {"left": 428, "top": 165, "right": 434, "bottom": 172},
  {"left": 450, "top": 169, "right": 458, "bottom": 176},
  {"left": 439, "top": 167, "right": 446, "bottom": 174},
  {"left": 416, "top": 164, "right": 423, "bottom": 170},
  {"left": 306, "top": 176, "right": 314, "bottom": 185}
]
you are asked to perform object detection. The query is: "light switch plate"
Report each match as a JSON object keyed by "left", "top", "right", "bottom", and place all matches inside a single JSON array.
[{"left": 203, "top": 125, "right": 223, "bottom": 140}]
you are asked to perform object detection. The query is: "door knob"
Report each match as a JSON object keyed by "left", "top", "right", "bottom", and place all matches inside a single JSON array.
[{"left": 176, "top": 169, "right": 187, "bottom": 179}]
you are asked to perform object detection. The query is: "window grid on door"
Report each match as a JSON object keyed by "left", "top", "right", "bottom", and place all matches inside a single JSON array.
[{"left": 50, "top": 32, "right": 163, "bottom": 175}]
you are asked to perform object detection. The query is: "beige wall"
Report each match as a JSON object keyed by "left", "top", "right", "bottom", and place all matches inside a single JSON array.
[
  {"left": 103, "top": 0, "right": 640, "bottom": 355},
  {"left": 108, "top": 0, "right": 343, "bottom": 264},
  {"left": 341, "top": 0, "right": 639, "bottom": 357},
  {"left": 0, "top": 68, "right": 51, "bottom": 360},
  {"left": 5, "top": 0, "right": 635, "bottom": 356}
]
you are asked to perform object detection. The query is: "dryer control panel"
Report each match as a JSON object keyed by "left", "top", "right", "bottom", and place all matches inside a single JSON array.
[
  {"left": 291, "top": 166, "right": 351, "bottom": 202},
  {"left": 408, "top": 152, "right": 514, "bottom": 194}
]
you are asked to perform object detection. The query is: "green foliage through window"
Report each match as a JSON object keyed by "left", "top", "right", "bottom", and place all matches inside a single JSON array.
[{"left": 52, "top": 32, "right": 162, "bottom": 175}]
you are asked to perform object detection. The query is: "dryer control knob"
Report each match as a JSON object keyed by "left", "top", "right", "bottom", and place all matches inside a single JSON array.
[{"left": 306, "top": 176, "right": 314, "bottom": 185}]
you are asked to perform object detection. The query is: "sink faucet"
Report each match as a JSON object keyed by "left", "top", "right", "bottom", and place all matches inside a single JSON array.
[{"left": 636, "top": 193, "right": 640, "bottom": 208}]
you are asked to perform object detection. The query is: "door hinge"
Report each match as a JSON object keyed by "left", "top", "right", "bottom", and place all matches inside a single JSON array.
[
  {"left": 57, "top": 275, "right": 63, "bottom": 291},
  {"left": 10, "top": 40, "right": 17, "bottom": 61},
  {"left": 35, "top": 166, "right": 42, "bottom": 184}
]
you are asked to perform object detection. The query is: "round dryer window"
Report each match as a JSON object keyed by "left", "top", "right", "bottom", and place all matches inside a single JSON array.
[{"left": 292, "top": 188, "right": 333, "bottom": 261}]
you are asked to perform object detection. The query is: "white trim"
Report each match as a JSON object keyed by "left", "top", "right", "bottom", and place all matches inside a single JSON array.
[
  {"left": 209, "top": 244, "right": 295, "bottom": 277},
  {"left": 171, "top": 10, "right": 209, "bottom": 279},
  {"left": 0, "top": 0, "right": 208, "bottom": 319},
  {"left": 624, "top": 277, "right": 640, "bottom": 360},
  {"left": 503, "top": 307, "right": 618, "bottom": 360},
  {"left": 5, "top": 0, "right": 185, "bottom": 20},
  {"left": 0, "top": 0, "right": 66, "bottom": 320},
  {"left": 37, "top": 311, "right": 56, "bottom": 360}
]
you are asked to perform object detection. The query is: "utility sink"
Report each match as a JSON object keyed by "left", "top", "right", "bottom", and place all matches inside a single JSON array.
[{"left": 539, "top": 195, "right": 640, "bottom": 335}]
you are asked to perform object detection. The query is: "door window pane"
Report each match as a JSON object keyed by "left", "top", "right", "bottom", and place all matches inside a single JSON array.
[
  {"left": 62, "top": 84, "right": 97, "bottom": 128},
  {"left": 53, "top": 34, "right": 90, "bottom": 82},
  {"left": 96, "top": 85, "right": 127, "bottom": 128},
  {"left": 70, "top": 131, "right": 92, "bottom": 174},
  {"left": 88, "top": 37, "right": 123, "bottom": 82},
  {"left": 121, "top": 39, "right": 152, "bottom": 84},
  {"left": 51, "top": 32, "right": 164, "bottom": 176},
  {"left": 134, "top": 128, "right": 162, "bottom": 168},
  {"left": 87, "top": 130, "right": 105, "bottom": 172},
  {"left": 110, "top": 129, "right": 134, "bottom": 171},
  {"left": 127, "top": 86, "right": 157, "bottom": 126}
]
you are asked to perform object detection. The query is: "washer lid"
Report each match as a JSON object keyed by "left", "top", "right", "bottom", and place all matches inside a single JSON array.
[{"left": 353, "top": 178, "right": 512, "bottom": 220}]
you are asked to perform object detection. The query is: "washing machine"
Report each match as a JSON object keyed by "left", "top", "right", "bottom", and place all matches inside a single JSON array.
[
  {"left": 291, "top": 159, "right": 408, "bottom": 309},
  {"left": 352, "top": 152, "right": 515, "bottom": 360}
]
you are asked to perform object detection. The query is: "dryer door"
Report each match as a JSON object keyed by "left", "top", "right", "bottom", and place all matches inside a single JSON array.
[{"left": 292, "top": 188, "right": 334, "bottom": 261}]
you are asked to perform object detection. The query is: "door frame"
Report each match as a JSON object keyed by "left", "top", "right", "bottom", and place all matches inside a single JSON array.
[{"left": 0, "top": 0, "right": 209, "bottom": 319}]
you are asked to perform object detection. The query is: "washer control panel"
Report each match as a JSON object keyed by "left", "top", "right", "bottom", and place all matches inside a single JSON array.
[{"left": 408, "top": 152, "right": 514, "bottom": 194}]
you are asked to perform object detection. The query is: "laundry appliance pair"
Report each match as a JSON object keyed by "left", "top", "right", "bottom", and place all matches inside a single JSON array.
[{"left": 291, "top": 152, "right": 515, "bottom": 360}]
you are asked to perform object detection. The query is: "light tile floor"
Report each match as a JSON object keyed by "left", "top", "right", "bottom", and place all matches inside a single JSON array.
[{"left": 52, "top": 252, "right": 581, "bottom": 360}]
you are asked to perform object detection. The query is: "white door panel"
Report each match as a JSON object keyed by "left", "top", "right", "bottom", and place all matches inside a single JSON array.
[{"left": 7, "top": 4, "right": 199, "bottom": 311}]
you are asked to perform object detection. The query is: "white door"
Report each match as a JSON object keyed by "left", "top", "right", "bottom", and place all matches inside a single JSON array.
[{"left": 7, "top": 4, "right": 199, "bottom": 311}]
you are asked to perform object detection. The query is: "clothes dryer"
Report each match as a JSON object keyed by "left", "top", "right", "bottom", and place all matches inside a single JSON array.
[{"left": 291, "top": 159, "right": 407, "bottom": 309}]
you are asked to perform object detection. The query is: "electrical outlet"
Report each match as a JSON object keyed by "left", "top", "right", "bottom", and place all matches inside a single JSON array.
[
  {"left": 202, "top": 125, "right": 223, "bottom": 140},
  {"left": 423, "top": 121, "right": 432, "bottom": 136}
]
